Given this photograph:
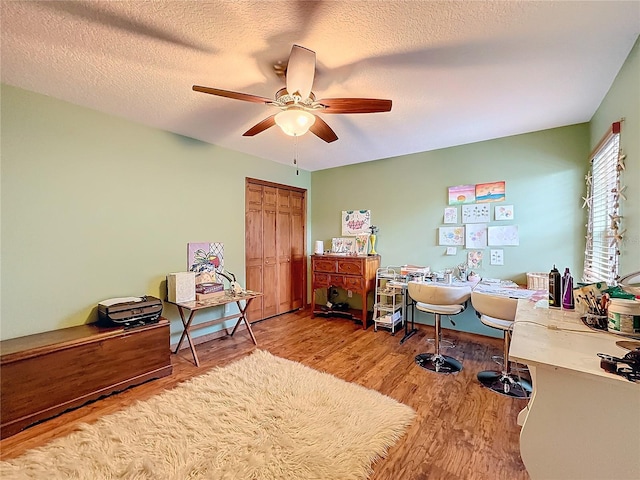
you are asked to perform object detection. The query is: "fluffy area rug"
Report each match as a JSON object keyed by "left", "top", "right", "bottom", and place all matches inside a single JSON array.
[{"left": 1, "top": 350, "right": 415, "bottom": 479}]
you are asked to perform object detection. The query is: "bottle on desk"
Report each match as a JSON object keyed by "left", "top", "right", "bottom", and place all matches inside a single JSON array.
[
  {"left": 548, "top": 265, "right": 561, "bottom": 308},
  {"left": 561, "top": 267, "right": 575, "bottom": 310}
]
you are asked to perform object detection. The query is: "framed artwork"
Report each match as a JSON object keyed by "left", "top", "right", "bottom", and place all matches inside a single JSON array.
[
  {"left": 476, "top": 181, "right": 506, "bottom": 203},
  {"left": 438, "top": 226, "right": 465, "bottom": 246},
  {"left": 188, "top": 242, "right": 224, "bottom": 277},
  {"left": 341, "top": 210, "right": 371, "bottom": 236},
  {"left": 448, "top": 185, "right": 476, "bottom": 205},
  {"left": 461, "top": 204, "right": 490, "bottom": 223},
  {"left": 355, "top": 234, "right": 370, "bottom": 255},
  {"left": 331, "top": 237, "right": 356, "bottom": 254},
  {"left": 495, "top": 204, "right": 514, "bottom": 220}
]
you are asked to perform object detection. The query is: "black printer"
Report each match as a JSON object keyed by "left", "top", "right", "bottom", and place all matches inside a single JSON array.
[{"left": 98, "top": 296, "right": 163, "bottom": 329}]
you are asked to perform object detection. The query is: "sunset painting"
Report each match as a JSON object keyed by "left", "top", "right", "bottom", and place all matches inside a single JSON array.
[
  {"left": 447, "top": 184, "right": 476, "bottom": 205},
  {"left": 475, "top": 181, "right": 506, "bottom": 203}
]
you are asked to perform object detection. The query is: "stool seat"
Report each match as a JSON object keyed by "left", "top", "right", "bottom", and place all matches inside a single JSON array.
[
  {"left": 416, "top": 302, "right": 465, "bottom": 316},
  {"left": 479, "top": 314, "right": 512, "bottom": 331},
  {"left": 408, "top": 281, "right": 471, "bottom": 374},
  {"left": 471, "top": 290, "right": 531, "bottom": 398}
]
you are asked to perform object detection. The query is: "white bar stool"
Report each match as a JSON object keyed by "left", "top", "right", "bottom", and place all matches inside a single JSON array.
[
  {"left": 471, "top": 290, "right": 532, "bottom": 397},
  {"left": 408, "top": 281, "right": 471, "bottom": 374}
]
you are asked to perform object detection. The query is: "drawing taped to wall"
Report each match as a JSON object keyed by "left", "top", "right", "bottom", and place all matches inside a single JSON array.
[
  {"left": 461, "top": 204, "right": 490, "bottom": 223},
  {"left": 438, "top": 226, "right": 465, "bottom": 246},
  {"left": 446, "top": 246, "right": 457, "bottom": 255},
  {"left": 448, "top": 185, "right": 476, "bottom": 205},
  {"left": 490, "top": 249, "right": 504, "bottom": 265},
  {"left": 465, "top": 224, "right": 488, "bottom": 249},
  {"left": 341, "top": 210, "right": 371, "bottom": 236},
  {"left": 476, "top": 181, "right": 506, "bottom": 203},
  {"left": 444, "top": 207, "right": 458, "bottom": 224},
  {"left": 495, "top": 204, "right": 514, "bottom": 220},
  {"left": 488, "top": 225, "right": 519, "bottom": 246},
  {"left": 467, "top": 250, "right": 483, "bottom": 269},
  {"left": 188, "top": 242, "right": 224, "bottom": 278}
]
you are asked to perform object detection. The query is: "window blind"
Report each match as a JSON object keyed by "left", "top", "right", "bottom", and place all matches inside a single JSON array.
[{"left": 583, "top": 123, "right": 621, "bottom": 284}]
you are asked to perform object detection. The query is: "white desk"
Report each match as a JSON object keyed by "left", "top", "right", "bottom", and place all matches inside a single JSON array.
[{"left": 510, "top": 299, "right": 640, "bottom": 480}]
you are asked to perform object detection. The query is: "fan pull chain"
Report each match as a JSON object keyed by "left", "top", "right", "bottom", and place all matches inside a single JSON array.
[{"left": 294, "top": 135, "right": 299, "bottom": 175}]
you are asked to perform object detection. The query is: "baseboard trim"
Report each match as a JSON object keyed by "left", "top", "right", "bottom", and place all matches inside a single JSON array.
[{"left": 171, "top": 323, "right": 248, "bottom": 352}]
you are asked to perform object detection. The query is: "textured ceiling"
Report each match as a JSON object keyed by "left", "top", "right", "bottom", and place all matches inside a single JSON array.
[{"left": 1, "top": 1, "right": 639, "bottom": 171}]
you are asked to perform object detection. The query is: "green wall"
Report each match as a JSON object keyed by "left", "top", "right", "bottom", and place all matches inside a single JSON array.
[
  {"left": 311, "top": 124, "right": 589, "bottom": 336},
  {"left": 1, "top": 85, "right": 311, "bottom": 341},
  {"left": 2, "top": 35, "right": 637, "bottom": 342},
  {"left": 590, "top": 36, "right": 640, "bottom": 275}
]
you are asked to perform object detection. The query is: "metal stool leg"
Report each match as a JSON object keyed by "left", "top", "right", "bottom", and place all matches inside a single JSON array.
[
  {"left": 415, "top": 313, "right": 463, "bottom": 374},
  {"left": 477, "top": 329, "right": 532, "bottom": 397}
]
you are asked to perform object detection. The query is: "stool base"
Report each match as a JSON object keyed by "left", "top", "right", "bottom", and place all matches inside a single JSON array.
[
  {"left": 477, "top": 370, "right": 532, "bottom": 398},
  {"left": 415, "top": 353, "right": 463, "bottom": 374}
]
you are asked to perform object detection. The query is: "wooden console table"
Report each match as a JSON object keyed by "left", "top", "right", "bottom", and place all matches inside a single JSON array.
[
  {"left": 0, "top": 319, "right": 172, "bottom": 439},
  {"left": 311, "top": 254, "right": 380, "bottom": 329},
  {"left": 167, "top": 290, "right": 262, "bottom": 367}
]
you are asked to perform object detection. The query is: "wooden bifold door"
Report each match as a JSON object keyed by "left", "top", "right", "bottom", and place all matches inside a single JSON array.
[{"left": 245, "top": 178, "right": 306, "bottom": 322}]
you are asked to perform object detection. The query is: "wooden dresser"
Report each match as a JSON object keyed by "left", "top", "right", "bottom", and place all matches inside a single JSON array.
[
  {"left": 311, "top": 254, "right": 380, "bottom": 329},
  {"left": 0, "top": 319, "right": 172, "bottom": 439}
]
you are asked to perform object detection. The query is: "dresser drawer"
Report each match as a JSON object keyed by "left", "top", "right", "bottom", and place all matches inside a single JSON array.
[
  {"left": 329, "top": 275, "right": 346, "bottom": 287},
  {"left": 338, "top": 259, "right": 364, "bottom": 275},
  {"left": 313, "top": 259, "right": 337, "bottom": 273},
  {"left": 313, "top": 273, "right": 330, "bottom": 287},
  {"left": 344, "top": 276, "right": 363, "bottom": 290}
]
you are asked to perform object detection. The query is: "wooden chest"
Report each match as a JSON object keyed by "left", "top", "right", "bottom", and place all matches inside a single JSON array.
[
  {"left": 311, "top": 254, "right": 380, "bottom": 328},
  {"left": 0, "top": 319, "right": 172, "bottom": 439}
]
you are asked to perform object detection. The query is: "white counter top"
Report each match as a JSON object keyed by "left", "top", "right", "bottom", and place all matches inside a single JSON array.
[
  {"left": 510, "top": 298, "right": 636, "bottom": 386},
  {"left": 510, "top": 298, "right": 639, "bottom": 480}
]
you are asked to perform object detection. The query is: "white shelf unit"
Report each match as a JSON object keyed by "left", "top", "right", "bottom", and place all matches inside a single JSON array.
[{"left": 373, "top": 267, "right": 406, "bottom": 334}]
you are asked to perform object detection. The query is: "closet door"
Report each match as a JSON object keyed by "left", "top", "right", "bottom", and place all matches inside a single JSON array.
[
  {"left": 290, "top": 190, "right": 305, "bottom": 310},
  {"left": 277, "top": 189, "right": 292, "bottom": 313},
  {"left": 245, "top": 178, "right": 306, "bottom": 321},
  {"left": 245, "top": 183, "right": 264, "bottom": 322},
  {"left": 262, "top": 187, "right": 278, "bottom": 318}
]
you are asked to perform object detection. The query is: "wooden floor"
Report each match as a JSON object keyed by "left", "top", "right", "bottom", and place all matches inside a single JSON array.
[{"left": 1, "top": 309, "right": 531, "bottom": 480}]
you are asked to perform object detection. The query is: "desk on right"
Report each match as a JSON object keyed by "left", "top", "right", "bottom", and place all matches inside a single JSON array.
[{"left": 510, "top": 299, "right": 639, "bottom": 480}]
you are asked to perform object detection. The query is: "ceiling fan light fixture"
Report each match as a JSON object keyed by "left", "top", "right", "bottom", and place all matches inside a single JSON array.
[{"left": 275, "top": 108, "right": 316, "bottom": 137}]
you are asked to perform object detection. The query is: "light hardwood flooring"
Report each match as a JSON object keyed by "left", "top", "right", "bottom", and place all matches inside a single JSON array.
[{"left": 1, "top": 309, "right": 530, "bottom": 480}]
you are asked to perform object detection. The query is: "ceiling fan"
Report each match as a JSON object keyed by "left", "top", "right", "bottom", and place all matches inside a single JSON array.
[{"left": 193, "top": 45, "right": 392, "bottom": 143}]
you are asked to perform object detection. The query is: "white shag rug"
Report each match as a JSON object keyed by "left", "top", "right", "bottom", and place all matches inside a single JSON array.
[{"left": 1, "top": 350, "right": 415, "bottom": 480}]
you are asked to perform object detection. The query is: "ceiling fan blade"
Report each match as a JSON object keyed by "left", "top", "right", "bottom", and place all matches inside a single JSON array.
[
  {"left": 193, "top": 85, "right": 273, "bottom": 104},
  {"left": 286, "top": 45, "right": 316, "bottom": 99},
  {"left": 243, "top": 115, "right": 277, "bottom": 137},
  {"left": 318, "top": 98, "right": 392, "bottom": 114},
  {"left": 309, "top": 115, "right": 338, "bottom": 143}
]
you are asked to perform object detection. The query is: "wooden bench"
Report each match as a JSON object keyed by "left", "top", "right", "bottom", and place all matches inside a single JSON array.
[{"left": 0, "top": 319, "right": 172, "bottom": 439}]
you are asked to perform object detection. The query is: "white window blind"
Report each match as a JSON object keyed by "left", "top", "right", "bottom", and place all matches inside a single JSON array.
[{"left": 583, "top": 123, "right": 621, "bottom": 284}]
